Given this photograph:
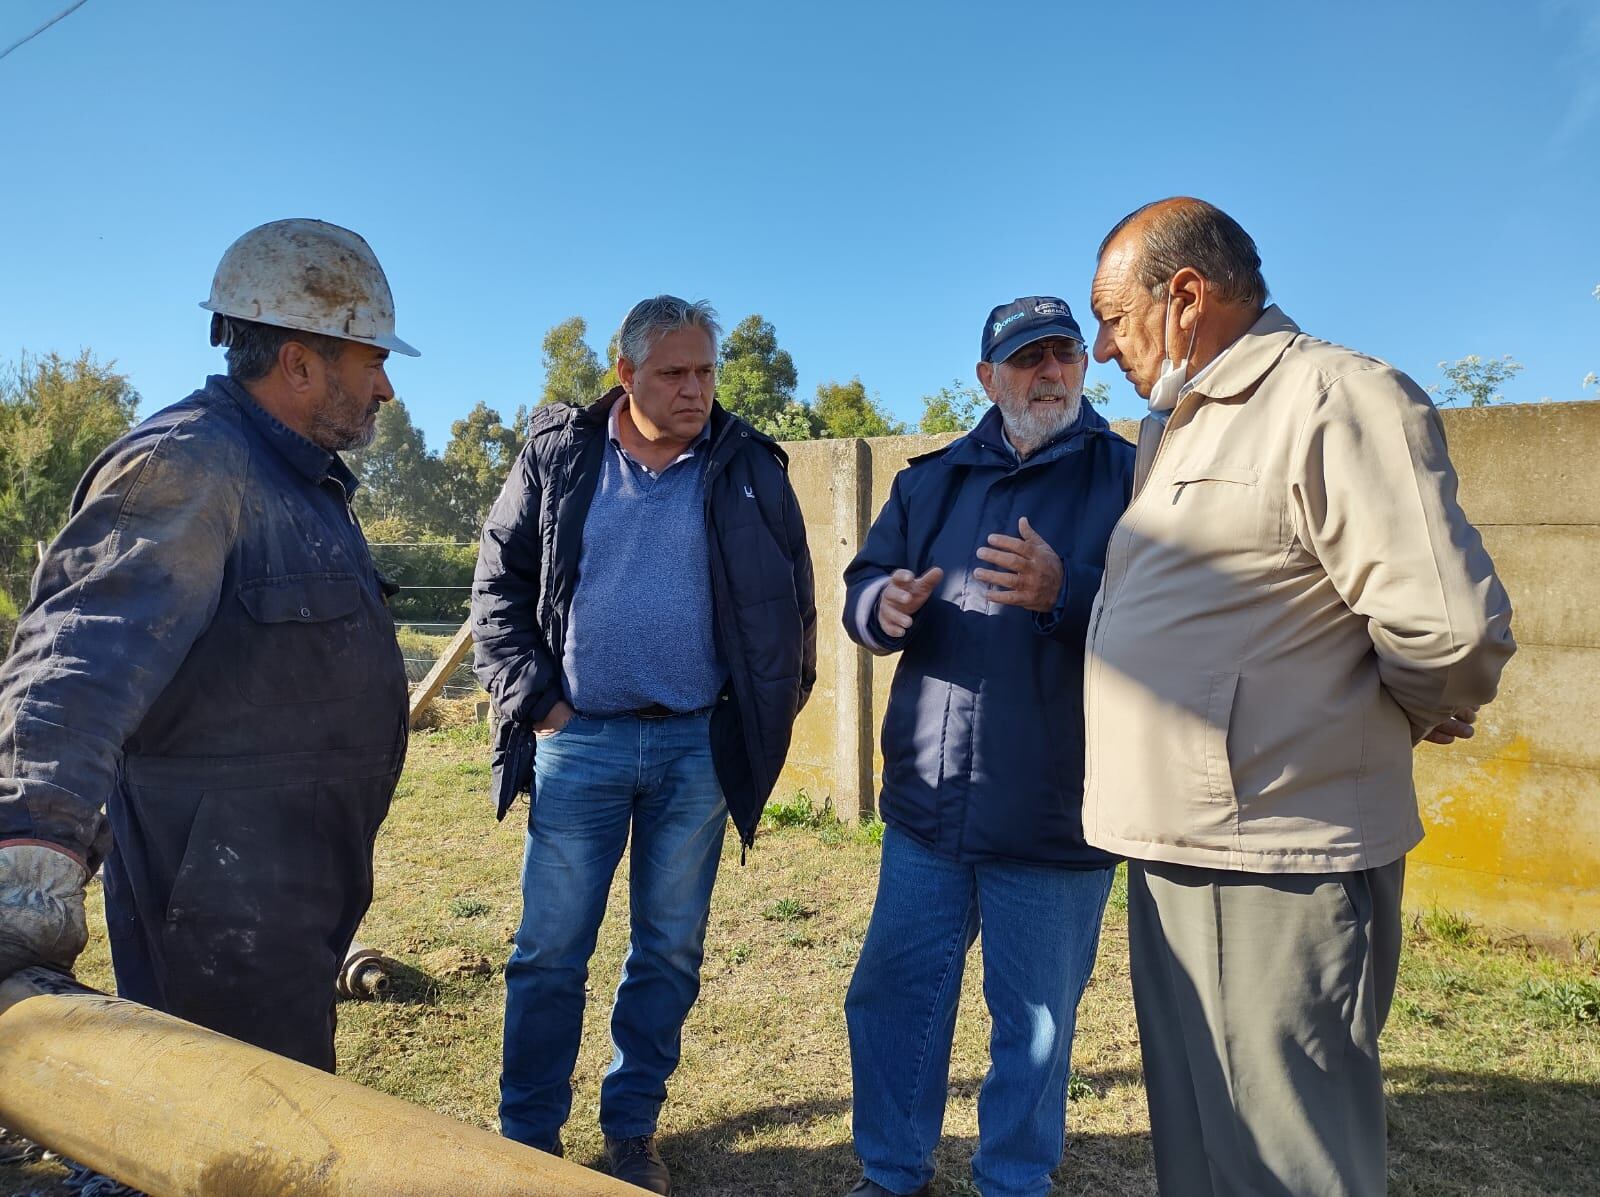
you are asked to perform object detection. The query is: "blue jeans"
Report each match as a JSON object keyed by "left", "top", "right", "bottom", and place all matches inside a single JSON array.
[
  {"left": 499, "top": 711, "right": 727, "bottom": 1149},
  {"left": 846, "top": 827, "right": 1114, "bottom": 1197}
]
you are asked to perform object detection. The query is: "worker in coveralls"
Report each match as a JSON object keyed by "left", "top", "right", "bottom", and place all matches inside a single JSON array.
[{"left": 0, "top": 219, "right": 415, "bottom": 1072}]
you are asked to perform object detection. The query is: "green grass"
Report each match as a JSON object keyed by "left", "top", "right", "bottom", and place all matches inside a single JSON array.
[
  {"left": 6, "top": 734, "right": 1599, "bottom": 1196},
  {"left": 1519, "top": 976, "right": 1600, "bottom": 1026},
  {"left": 395, "top": 626, "right": 459, "bottom": 661},
  {"left": 761, "top": 788, "right": 836, "bottom": 831},
  {"left": 448, "top": 896, "right": 492, "bottom": 919},
  {"left": 1419, "top": 906, "right": 1479, "bottom": 947},
  {"left": 1107, "top": 862, "right": 1129, "bottom": 913},
  {"left": 762, "top": 897, "right": 814, "bottom": 923}
]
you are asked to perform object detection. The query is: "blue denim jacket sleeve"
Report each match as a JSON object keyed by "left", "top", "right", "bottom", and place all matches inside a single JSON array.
[
  {"left": 0, "top": 417, "right": 242, "bottom": 862},
  {"left": 472, "top": 442, "right": 564, "bottom": 728}
]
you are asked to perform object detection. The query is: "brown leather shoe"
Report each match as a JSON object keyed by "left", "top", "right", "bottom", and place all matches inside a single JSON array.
[{"left": 604, "top": 1134, "right": 671, "bottom": 1194}]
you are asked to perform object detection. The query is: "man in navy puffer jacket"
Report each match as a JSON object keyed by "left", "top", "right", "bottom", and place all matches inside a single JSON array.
[
  {"left": 840, "top": 297, "right": 1133, "bottom": 1197},
  {"left": 472, "top": 296, "right": 815, "bottom": 1193}
]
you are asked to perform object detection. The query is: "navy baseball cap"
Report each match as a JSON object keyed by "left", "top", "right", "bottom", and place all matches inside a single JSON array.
[{"left": 981, "top": 296, "right": 1084, "bottom": 364}]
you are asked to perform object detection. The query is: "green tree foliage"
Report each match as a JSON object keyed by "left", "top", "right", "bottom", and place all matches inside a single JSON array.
[
  {"left": 717, "top": 315, "right": 801, "bottom": 431},
  {"left": 539, "top": 316, "right": 603, "bottom": 408},
  {"left": 0, "top": 351, "right": 139, "bottom": 641},
  {"left": 1430, "top": 355, "right": 1524, "bottom": 407},
  {"left": 362, "top": 515, "right": 475, "bottom": 623},
  {"left": 760, "top": 403, "right": 823, "bottom": 440},
  {"left": 600, "top": 330, "right": 621, "bottom": 393},
  {"left": 1084, "top": 378, "right": 1112, "bottom": 406},
  {"left": 814, "top": 378, "right": 906, "bottom": 439},
  {"left": 919, "top": 379, "right": 986, "bottom": 434},
  {"left": 345, "top": 397, "right": 448, "bottom": 528},
  {"left": 439, "top": 401, "right": 521, "bottom": 538}
]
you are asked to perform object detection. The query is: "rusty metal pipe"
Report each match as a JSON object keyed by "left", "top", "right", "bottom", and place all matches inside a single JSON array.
[
  {"left": 336, "top": 940, "right": 393, "bottom": 1000},
  {"left": 0, "top": 967, "right": 638, "bottom": 1196}
]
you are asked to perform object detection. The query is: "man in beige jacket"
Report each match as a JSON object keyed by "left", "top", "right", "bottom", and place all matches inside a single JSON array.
[{"left": 1082, "top": 197, "right": 1514, "bottom": 1196}]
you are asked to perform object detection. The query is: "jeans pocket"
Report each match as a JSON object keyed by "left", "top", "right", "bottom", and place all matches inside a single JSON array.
[{"left": 536, "top": 712, "right": 588, "bottom": 742}]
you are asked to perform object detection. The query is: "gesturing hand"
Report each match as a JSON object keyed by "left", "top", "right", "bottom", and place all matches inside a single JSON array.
[
  {"left": 877, "top": 567, "right": 945, "bottom": 637},
  {"left": 974, "top": 517, "right": 1063, "bottom": 613}
]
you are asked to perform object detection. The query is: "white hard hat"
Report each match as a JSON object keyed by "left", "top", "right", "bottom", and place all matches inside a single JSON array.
[{"left": 200, "top": 219, "right": 419, "bottom": 357}]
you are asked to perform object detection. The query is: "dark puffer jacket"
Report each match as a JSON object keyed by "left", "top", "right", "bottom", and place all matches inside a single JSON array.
[
  {"left": 843, "top": 403, "right": 1133, "bottom": 867},
  {"left": 472, "top": 389, "right": 817, "bottom": 847}
]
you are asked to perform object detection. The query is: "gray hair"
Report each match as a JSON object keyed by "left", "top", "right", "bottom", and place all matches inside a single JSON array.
[
  {"left": 616, "top": 295, "right": 721, "bottom": 367},
  {"left": 212, "top": 314, "right": 345, "bottom": 383},
  {"left": 1099, "top": 198, "right": 1269, "bottom": 309}
]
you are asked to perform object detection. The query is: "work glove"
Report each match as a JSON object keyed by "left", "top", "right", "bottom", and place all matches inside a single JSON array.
[{"left": 0, "top": 842, "right": 89, "bottom": 980}]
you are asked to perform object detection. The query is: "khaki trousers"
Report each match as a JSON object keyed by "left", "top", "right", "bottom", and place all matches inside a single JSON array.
[{"left": 1128, "top": 858, "right": 1404, "bottom": 1196}]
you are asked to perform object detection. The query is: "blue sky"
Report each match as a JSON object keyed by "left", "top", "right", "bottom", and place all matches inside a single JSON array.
[{"left": 2, "top": 0, "right": 1596, "bottom": 448}]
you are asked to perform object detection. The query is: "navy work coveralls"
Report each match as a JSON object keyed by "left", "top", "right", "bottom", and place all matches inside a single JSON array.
[{"left": 0, "top": 375, "right": 408, "bottom": 1069}]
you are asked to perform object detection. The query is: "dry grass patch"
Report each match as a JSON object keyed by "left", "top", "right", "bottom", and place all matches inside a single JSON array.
[{"left": 5, "top": 729, "right": 1598, "bottom": 1195}]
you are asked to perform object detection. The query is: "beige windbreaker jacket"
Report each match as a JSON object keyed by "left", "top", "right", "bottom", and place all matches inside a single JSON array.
[{"left": 1082, "top": 306, "right": 1514, "bottom": 873}]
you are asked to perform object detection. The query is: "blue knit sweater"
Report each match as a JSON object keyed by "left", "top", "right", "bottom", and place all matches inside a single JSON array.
[{"left": 560, "top": 407, "right": 727, "bottom": 715}]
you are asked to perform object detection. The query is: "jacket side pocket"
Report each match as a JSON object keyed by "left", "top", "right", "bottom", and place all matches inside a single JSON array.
[{"left": 1205, "top": 670, "right": 1241, "bottom": 806}]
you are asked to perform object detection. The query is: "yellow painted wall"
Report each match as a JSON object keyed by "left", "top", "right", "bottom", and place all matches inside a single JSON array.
[{"left": 774, "top": 402, "right": 1600, "bottom": 941}]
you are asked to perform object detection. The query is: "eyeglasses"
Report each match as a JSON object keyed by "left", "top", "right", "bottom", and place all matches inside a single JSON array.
[{"left": 1003, "top": 339, "right": 1086, "bottom": 369}]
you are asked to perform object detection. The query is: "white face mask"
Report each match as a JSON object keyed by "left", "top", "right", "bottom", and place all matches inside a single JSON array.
[{"left": 1147, "top": 290, "right": 1199, "bottom": 414}]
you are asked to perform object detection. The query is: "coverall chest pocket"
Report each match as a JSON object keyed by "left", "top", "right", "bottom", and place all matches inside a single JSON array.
[{"left": 235, "top": 574, "right": 371, "bottom": 706}]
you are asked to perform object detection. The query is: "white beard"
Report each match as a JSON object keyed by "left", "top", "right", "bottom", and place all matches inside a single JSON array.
[{"left": 995, "top": 378, "right": 1082, "bottom": 458}]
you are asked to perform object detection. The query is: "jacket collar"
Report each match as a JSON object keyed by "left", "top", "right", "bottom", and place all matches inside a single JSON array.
[
  {"left": 209, "top": 375, "right": 358, "bottom": 499},
  {"left": 579, "top": 387, "right": 785, "bottom": 468},
  {"left": 1185, "top": 304, "right": 1302, "bottom": 402},
  {"left": 942, "top": 400, "right": 1108, "bottom": 469}
]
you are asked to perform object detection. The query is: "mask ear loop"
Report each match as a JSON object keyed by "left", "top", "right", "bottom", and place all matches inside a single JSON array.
[
  {"left": 1160, "top": 291, "right": 1174, "bottom": 365},
  {"left": 1163, "top": 284, "right": 1200, "bottom": 371},
  {"left": 1180, "top": 293, "right": 1200, "bottom": 366}
]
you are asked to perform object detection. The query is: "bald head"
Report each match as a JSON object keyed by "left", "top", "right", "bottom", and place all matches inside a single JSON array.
[
  {"left": 1098, "top": 197, "right": 1268, "bottom": 310},
  {"left": 1089, "top": 198, "right": 1269, "bottom": 400}
]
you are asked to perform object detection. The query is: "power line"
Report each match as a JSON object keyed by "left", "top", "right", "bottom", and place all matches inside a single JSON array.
[{"left": 0, "top": 0, "right": 91, "bottom": 64}]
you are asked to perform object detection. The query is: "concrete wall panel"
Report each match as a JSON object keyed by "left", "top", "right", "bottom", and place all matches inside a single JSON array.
[
  {"left": 1410, "top": 751, "right": 1600, "bottom": 938},
  {"left": 768, "top": 402, "right": 1600, "bottom": 938},
  {"left": 1479, "top": 524, "right": 1600, "bottom": 649},
  {"left": 779, "top": 439, "right": 872, "bottom": 818},
  {"left": 1443, "top": 645, "right": 1600, "bottom": 774},
  {"left": 1441, "top": 402, "right": 1600, "bottom": 526}
]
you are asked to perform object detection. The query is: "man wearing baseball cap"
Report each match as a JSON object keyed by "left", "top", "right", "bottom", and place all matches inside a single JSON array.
[{"left": 839, "top": 298, "right": 1135, "bottom": 1197}]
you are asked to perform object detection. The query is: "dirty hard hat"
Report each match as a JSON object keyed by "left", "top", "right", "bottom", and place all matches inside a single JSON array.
[{"left": 200, "top": 219, "right": 419, "bottom": 357}]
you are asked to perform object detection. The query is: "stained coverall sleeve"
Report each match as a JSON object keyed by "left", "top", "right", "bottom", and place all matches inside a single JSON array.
[{"left": 0, "top": 418, "right": 243, "bottom": 864}]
